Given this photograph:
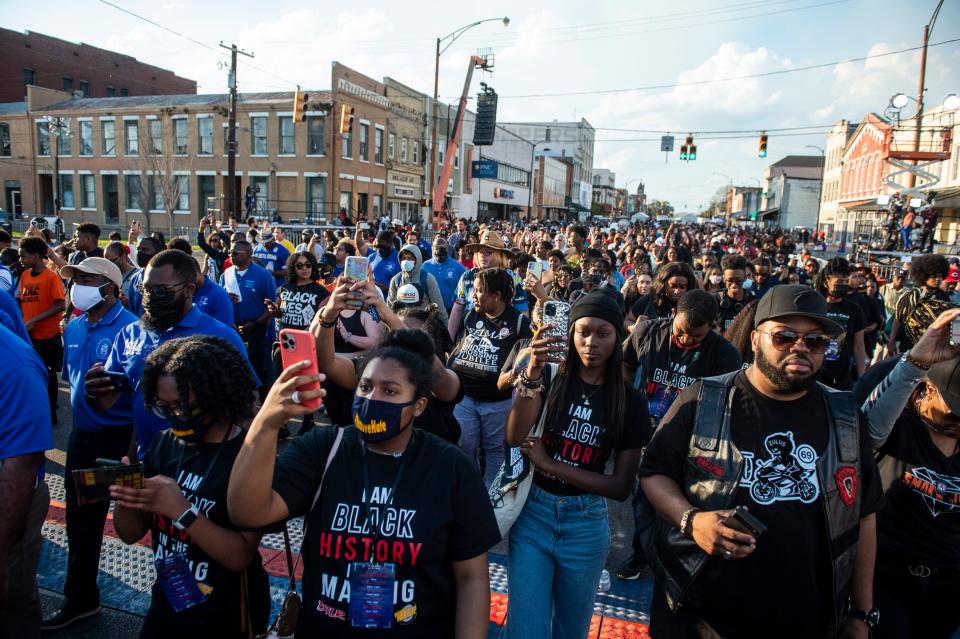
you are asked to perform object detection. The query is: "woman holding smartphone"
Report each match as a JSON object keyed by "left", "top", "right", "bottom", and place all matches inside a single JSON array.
[{"left": 503, "top": 289, "right": 650, "bottom": 639}]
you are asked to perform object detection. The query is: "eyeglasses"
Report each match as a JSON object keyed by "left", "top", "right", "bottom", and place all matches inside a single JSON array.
[
  {"left": 137, "top": 282, "right": 189, "bottom": 297},
  {"left": 724, "top": 278, "right": 745, "bottom": 285},
  {"left": 230, "top": 250, "right": 247, "bottom": 256},
  {"left": 294, "top": 262, "right": 312, "bottom": 270},
  {"left": 149, "top": 400, "right": 201, "bottom": 421},
  {"left": 757, "top": 329, "right": 832, "bottom": 354}
]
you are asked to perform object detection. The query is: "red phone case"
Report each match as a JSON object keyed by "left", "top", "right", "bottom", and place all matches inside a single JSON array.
[{"left": 278, "top": 329, "right": 322, "bottom": 410}]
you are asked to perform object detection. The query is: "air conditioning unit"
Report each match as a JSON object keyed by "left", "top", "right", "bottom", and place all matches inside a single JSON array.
[{"left": 73, "top": 90, "right": 84, "bottom": 98}]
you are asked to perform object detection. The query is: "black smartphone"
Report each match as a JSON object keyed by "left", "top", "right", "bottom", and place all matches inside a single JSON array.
[
  {"left": 71, "top": 462, "right": 145, "bottom": 505},
  {"left": 723, "top": 506, "right": 767, "bottom": 538},
  {"left": 102, "top": 371, "right": 133, "bottom": 395}
]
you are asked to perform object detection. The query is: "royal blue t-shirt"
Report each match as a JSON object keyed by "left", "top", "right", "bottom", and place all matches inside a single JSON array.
[
  {"left": 193, "top": 276, "right": 234, "bottom": 326},
  {"left": 0, "top": 322, "right": 53, "bottom": 481},
  {"left": 421, "top": 257, "right": 466, "bottom": 311},
  {"left": 253, "top": 242, "right": 291, "bottom": 285},
  {"left": 104, "top": 306, "right": 258, "bottom": 458},
  {"left": 63, "top": 302, "right": 138, "bottom": 432},
  {"left": 418, "top": 240, "right": 433, "bottom": 261},
  {"left": 369, "top": 248, "right": 400, "bottom": 289},
  {"left": 0, "top": 288, "right": 30, "bottom": 343},
  {"left": 126, "top": 268, "right": 145, "bottom": 317},
  {"left": 220, "top": 263, "right": 277, "bottom": 332}
]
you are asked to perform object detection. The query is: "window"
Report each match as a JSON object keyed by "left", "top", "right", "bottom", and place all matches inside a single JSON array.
[
  {"left": 119, "top": 87, "right": 129, "bottom": 97},
  {"left": 388, "top": 133, "right": 395, "bottom": 160},
  {"left": 22, "top": 68, "right": 35, "bottom": 90},
  {"left": 124, "top": 120, "right": 139, "bottom": 155},
  {"left": 63, "top": 77, "right": 73, "bottom": 92},
  {"left": 175, "top": 175, "right": 190, "bottom": 211},
  {"left": 149, "top": 119, "right": 162, "bottom": 154},
  {"left": 401, "top": 137, "right": 407, "bottom": 162},
  {"left": 250, "top": 116, "right": 267, "bottom": 155},
  {"left": 198, "top": 118, "right": 213, "bottom": 155},
  {"left": 80, "top": 174, "right": 96, "bottom": 208},
  {"left": 106, "top": 86, "right": 115, "bottom": 97},
  {"left": 173, "top": 119, "right": 188, "bottom": 155},
  {"left": 79, "top": 121, "right": 93, "bottom": 155},
  {"left": 125, "top": 174, "right": 142, "bottom": 210},
  {"left": 250, "top": 176, "right": 268, "bottom": 214},
  {"left": 413, "top": 141, "right": 419, "bottom": 165},
  {"left": 279, "top": 116, "right": 295, "bottom": 154},
  {"left": 496, "top": 161, "right": 529, "bottom": 186},
  {"left": 342, "top": 130, "right": 352, "bottom": 159},
  {"left": 374, "top": 128, "right": 383, "bottom": 164},
  {"left": 148, "top": 175, "right": 164, "bottom": 210},
  {"left": 59, "top": 174, "right": 75, "bottom": 208},
  {"left": 37, "top": 123, "right": 50, "bottom": 156},
  {"left": 307, "top": 116, "right": 324, "bottom": 155},
  {"left": 101, "top": 120, "right": 116, "bottom": 156},
  {"left": 0, "top": 123, "right": 9, "bottom": 157},
  {"left": 438, "top": 146, "right": 444, "bottom": 165},
  {"left": 359, "top": 123, "right": 369, "bottom": 161},
  {"left": 79, "top": 81, "right": 89, "bottom": 97},
  {"left": 306, "top": 176, "right": 326, "bottom": 220},
  {"left": 373, "top": 194, "right": 381, "bottom": 216}
]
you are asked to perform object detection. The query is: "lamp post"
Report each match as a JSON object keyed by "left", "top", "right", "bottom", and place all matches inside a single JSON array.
[
  {"left": 427, "top": 17, "right": 509, "bottom": 224},
  {"left": 526, "top": 129, "right": 551, "bottom": 221},
  {"left": 44, "top": 116, "right": 71, "bottom": 225},
  {"left": 805, "top": 145, "right": 826, "bottom": 235},
  {"left": 711, "top": 171, "right": 733, "bottom": 221}
]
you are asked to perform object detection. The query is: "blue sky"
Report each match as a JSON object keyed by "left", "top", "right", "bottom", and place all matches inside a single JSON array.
[{"left": 3, "top": 0, "right": 958, "bottom": 213}]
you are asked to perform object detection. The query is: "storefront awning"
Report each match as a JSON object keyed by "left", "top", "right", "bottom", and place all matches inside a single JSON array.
[
  {"left": 932, "top": 186, "right": 960, "bottom": 208},
  {"left": 840, "top": 199, "right": 882, "bottom": 212},
  {"left": 758, "top": 207, "right": 779, "bottom": 218}
]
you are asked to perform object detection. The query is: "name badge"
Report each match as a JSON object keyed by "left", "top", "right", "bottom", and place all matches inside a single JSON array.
[
  {"left": 824, "top": 339, "right": 840, "bottom": 361},
  {"left": 348, "top": 561, "right": 396, "bottom": 629},
  {"left": 155, "top": 554, "right": 206, "bottom": 612}
]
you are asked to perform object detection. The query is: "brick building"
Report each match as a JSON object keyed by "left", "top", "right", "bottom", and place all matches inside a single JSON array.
[{"left": 0, "top": 28, "right": 196, "bottom": 103}]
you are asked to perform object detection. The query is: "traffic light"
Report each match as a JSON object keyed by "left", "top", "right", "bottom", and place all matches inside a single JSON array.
[
  {"left": 339, "top": 103, "right": 355, "bottom": 135},
  {"left": 292, "top": 88, "right": 308, "bottom": 123},
  {"left": 688, "top": 144, "right": 697, "bottom": 161},
  {"left": 680, "top": 144, "right": 688, "bottom": 161},
  {"left": 758, "top": 133, "right": 768, "bottom": 158},
  {"left": 680, "top": 135, "right": 693, "bottom": 161}
]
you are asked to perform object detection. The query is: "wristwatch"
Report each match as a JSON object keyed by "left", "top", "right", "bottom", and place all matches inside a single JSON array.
[
  {"left": 846, "top": 603, "right": 880, "bottom": 628},
  {"left": 173, "top": 504, "right": 200, "bottom": 531}
]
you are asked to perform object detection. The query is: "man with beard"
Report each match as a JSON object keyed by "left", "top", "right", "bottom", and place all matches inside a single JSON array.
[
  {"left": 124, "top": 236, "right": 164, "bottom": 316},
  {"left": 421, "top": 236, "right": 465, "bottom": 314},
  {"left": 639, "top": 285, "right": 883, "bottom": 638},
  {"left": 85, "top": 250, "right": 254, "bottom": 459}
]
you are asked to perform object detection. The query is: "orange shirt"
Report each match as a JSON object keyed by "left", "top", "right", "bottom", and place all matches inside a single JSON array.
[{"left": 20, "top": 267, "right": 65, "bottom": 339}]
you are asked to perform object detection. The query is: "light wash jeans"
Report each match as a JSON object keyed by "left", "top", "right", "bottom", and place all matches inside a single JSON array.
[
  {"left": 455, "top": 394, "right": 512, "bottom": 488},
  {"left": 506, "top": 484, "right": 611, "bottom": 639}
]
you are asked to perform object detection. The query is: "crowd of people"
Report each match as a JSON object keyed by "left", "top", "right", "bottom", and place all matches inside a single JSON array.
[{"left": 0, "top": 211, "right": 958, "bottom": 639}]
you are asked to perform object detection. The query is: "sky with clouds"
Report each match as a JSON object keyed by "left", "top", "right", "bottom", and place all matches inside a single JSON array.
[{"left": 4, "top": 0, "right": 958, "bottom": 213}]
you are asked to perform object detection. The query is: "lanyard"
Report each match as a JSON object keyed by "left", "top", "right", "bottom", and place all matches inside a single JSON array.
[
  {"left": 172, "top": 426, "right": 231, "bottom": 500},
  {"left": 359, "top": 433, "right": 413, "bottom": 558}
]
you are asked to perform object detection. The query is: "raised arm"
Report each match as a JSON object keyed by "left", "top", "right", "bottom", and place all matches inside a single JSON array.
[
  {"left": 310, "top": 279, "right": 364, "bottom": 390},
  {"left": 504, "top": 324, "right": 565, "bottom": 446}
]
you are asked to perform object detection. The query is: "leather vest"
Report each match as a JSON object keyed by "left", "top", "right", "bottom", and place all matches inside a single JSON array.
[{"left": 645, "top": 371, "right": 863, "bottom": 632}]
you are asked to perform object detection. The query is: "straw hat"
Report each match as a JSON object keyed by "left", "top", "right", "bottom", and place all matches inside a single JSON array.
[{"left": 464, "top": 230, "right": 513, "bottom": 255}]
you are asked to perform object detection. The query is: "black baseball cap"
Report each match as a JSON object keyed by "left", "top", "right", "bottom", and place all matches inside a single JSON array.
[
  {"left": 753, "top": 284, "right": 844, "bottom": 336},
  {"left": 928, "top": 357, "right": 960, "bottom": 415}
]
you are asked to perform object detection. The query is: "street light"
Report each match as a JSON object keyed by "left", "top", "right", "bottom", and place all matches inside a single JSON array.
[
  {"left": 427, "top": 17, "right": 510, "bottom": 221},
  {"left": 805, "top": 145, "right": 826, "bottom": 234},
  {"left": 43, "top": 116, "right": 71, "bottom": 228}
]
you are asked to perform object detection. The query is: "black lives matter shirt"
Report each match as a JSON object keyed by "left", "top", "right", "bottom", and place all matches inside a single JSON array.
[
  {"left": 277, "top": 281, "right": 330, "bottom": 330},
  {"left": 272, "top": 426, "right": 500, "bottom": 638},
  {"left": 535, "top": 379, "right": 651, "bottom": 496},
  {"left": 448, "top": 307, "right": 532, "bottom": 402},
  {"left": 819, "top": 298, "right": 866, "bottom": 390},
  {"left": 855, "top": 358, "right": 960, "bottom": 568},
  {"left": 623, "top": 318, "right": 742, "bottom": 420},
  {"left": 640, "top": 372, "right": 882, "bottom": 637},
  {"left": 143, "top": 431, "right": 270, "bottom": 630}
]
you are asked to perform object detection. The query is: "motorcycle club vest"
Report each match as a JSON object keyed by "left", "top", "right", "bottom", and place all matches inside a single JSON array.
[{"left": 645, "top": 371, "right": 862, "bottom": 630}]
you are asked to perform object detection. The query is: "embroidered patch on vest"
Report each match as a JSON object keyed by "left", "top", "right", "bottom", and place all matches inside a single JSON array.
[
  {"left": 694, "top": 456, "right": 724, "bottom": 478},
  {"left": 835, "top": 466, "right": 857, "bottom": 508}
]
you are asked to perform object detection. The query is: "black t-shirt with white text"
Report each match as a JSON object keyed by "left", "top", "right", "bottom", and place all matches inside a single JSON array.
[
  {"left": 448, "top": 307, "right": 532, "bottom": 401},
  {"left": 717, "top": 290, "right": 755, "bottom": 331},
  {"left": 272, "top": 426, "right": 500, "bottom": 638},
  {"left": 819, "top": 298, "right": 866, "bottom": 390},
  {"left": 277, "top": 281, "right": 330, "bottom": 330},
  {"left": 639, "top": 372, "right": 883, "bottom": 637}
]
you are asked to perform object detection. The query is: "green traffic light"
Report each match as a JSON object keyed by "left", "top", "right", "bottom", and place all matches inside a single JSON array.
[
  {"left": 759, "top": 149, "right": 767, "bottom": 158},
  {"left": 689, "top": 146, "right": 697, "bottom": 160}
]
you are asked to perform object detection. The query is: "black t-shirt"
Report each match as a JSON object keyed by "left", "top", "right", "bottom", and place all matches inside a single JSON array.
[
  {"left": 716, "top": 290, "right": 755, "bottom": 331},
  {"left": 639, "top": 372, "right": 883, "bottom": 637},
  {"left": 448, "top": 307, "right": 532, "bottom": 401},
  {"left": 277, "top": 281, "right": 330, "bottom": 330},
  {"left": 630, "top": 293, "right": 674, "bottom": 320},
  {"left": 534, "top": 379, "right": 650, "bottom": 495},
  {"left": 855, "top": 358, "right": 960, "bottom": 568},
  {"left": 819, "top": 298, "right": 866, "bottom": 390},
  {"left": 623, "top": 318, "right": 742, "bottom": 420},
  {"left": 272, "top": 427, "right": 501, "bottom": 637},
  {"left": 143, "top": 430, "right": 270, "bottom": 630}
]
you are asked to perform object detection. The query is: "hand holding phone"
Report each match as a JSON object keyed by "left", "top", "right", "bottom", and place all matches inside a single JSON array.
[
  {"left": 72, "top": 461, "right": 145, "bottom": 505},
  {"left": 278, "top": 329, "right": 323, "bottom": 410}
]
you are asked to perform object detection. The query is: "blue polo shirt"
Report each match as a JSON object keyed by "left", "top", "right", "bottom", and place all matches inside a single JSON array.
[
  {"left": 417, "top": 240, "right": 433, "bottom": 261},
  {"left": 0, "top": 288, "right": 30, "bottom": 343},
  {"left": 421, "top": 257, "right": 466, "bottom": 311},
  {"left": 104, "top": 306, "right": 257, "bottom": 458},
  {"left": 220, "top": 263, "right": 277, "bottom": 328},
  {"left": 63, "top": 301, "right": 138, "bottom": 432},
  {"left": 0, "top": 322, "right": 53, "bottom": 481},
  {"left": 253, "top": 242, "right": 291, "bottom": 285},
  {"left": 126, "top": 268, "right": 145, "bottom": 317},
  {"left": 369, "top": 248, "right": 400, "bottom": 289},
  {"left": 194, "top": 276, "right": 234, "bottom": 326}
]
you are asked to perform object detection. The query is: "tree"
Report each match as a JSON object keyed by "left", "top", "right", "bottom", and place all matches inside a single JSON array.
[
  {"left": 127, "top": 111, "right": 192, "bottom": 236},
  {"left": 647, "top": 200, "right": 674, "bottom": 218}
]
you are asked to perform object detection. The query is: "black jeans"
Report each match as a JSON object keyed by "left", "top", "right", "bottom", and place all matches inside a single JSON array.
[
  {"left": 239, "top": 326, "right": 273, "bottom": 402},
  {"left": 874, "top": 561, "right": 960, "bottom": 639},
  {"left": 31, "top": 335, "right": 63, "bottom": 419},
  {"left": 63, "top": 426, "right": 133, "bottom": 608}
]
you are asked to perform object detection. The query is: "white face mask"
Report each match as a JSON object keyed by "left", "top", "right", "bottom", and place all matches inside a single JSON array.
[
  {"left": 743, "top": 278, "right": 754, "bottom": 290},
  {"left": 709, "top": 274, "right": 722, "bottom": 285},
  {"left": 71, "top": 284, "right": 106, "bottom": 312},
  {"left": 401, "top": 260, "right": 415, "bottom": 273}
]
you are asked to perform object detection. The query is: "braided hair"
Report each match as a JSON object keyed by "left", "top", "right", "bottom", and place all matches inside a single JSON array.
[{"left": 142, "top": 336, "right": 257, "bottom": 427}]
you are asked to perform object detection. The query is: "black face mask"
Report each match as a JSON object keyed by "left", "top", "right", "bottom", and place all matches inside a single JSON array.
[
  {"left": 142, "top": 290, "right": 187, "bottom": 332},
  {"left": 137, "top": 252, "right": 153, "bottom": 269},
  {"left": 434, "top": 247, "right": 448, "bottom": 261},
  {"left": 830, "top": 283, "right": 850, "bottom": 298}
]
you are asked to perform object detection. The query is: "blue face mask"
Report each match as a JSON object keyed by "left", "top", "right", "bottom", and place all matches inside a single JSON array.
[{"left": 352, "top": 395, "right": 416, "bottom": 443}]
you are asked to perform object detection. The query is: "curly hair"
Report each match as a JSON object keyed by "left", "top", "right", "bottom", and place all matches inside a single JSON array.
[
  {"left": 812, "top": 256, "right": 850, "bottom": 296},
  {"left": 474, "top": 267, "right": 515, "bottom": 305},
  {"left": 650, "top": 261, "right": 699, "bottom": 314},
  {"left": 285, "top": 250, "right": 319, "bottom": 283},
  {"left": 908, "top": 254, "right": 949, "bottom": 288},
  {"left": 366, "top": 329, "right": 437, "bottom": 399},
  {"left": 142, "top": 336, "right": 257, "bottom": 428}
]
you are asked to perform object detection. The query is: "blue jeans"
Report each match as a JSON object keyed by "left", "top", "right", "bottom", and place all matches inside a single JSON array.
[
  {"left": 506, "top": 484, "right": 611, "bottom": 639},
  {"left": 455, "top": 394, "right": 511, "bottom": 488}
]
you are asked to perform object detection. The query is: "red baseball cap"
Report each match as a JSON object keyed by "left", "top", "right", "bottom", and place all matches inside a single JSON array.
[{"left": 947, "top": 268, "right": 960, "bottom": 283}]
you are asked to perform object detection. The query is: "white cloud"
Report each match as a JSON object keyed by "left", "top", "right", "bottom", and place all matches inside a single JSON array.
[{"left": 813, "top": 41, "right": 920, "bottom": 120}]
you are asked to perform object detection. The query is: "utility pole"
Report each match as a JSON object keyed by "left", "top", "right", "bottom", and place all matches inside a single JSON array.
[
  {"left": 220, "top": 42, "right": 254, "bottom": 221},
  {"left": 428, "top": 37, "right": 440, "bottom": 223},
  {"left": 909, "top": 0, "right": 944, "bottom": 189}
]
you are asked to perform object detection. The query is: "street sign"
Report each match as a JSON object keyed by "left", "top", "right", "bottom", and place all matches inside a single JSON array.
[
  {"left": 661, "top": 135, "right": 674, "bottom": 152},
  {"left": 471, "top": 160, "right": 498, "bottom": 179}
]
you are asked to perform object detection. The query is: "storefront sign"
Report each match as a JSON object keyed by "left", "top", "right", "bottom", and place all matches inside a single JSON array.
[
  {"left": 471, "top": 160, "right": 498, "bottom": 179},
  {"left": 493, "top": 186, "right": 515, "bottom": 200},
  {"left": 393, "top": 186, "right": 415, "bottom": 198},
  {"left": 337, "top": 78, "right": 390, "bottom": 108},
  {"left": 387, "top": 170, "right": 420, "bottom": 186}
]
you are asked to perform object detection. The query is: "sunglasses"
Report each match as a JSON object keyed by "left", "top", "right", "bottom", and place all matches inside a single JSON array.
[
  {"left": 757, "top": 329, "right": 832, "bottom": 354},
  {"left": 294, "top": 262, "right": 312, "bottom": 269}
]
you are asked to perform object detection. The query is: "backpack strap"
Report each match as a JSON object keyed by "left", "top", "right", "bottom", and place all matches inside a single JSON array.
[
  {"left": 693, "top": 371, "right": 740, "bottom": 452},
  {"left": 819, "top": 383, "right": 859, "bottom": 463}
]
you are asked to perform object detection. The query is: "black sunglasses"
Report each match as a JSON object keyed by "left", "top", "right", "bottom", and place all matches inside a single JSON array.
[
  {"left": 294, "top": 262, "right": 312, "bottom": 269},
  {"left": 757, "top": 329, "right": 832, "bottom": 354}
]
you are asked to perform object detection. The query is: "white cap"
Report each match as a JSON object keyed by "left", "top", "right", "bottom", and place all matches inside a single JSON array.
[{"left": 396, "top": 283, "right": 421, "bottom": 304}]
